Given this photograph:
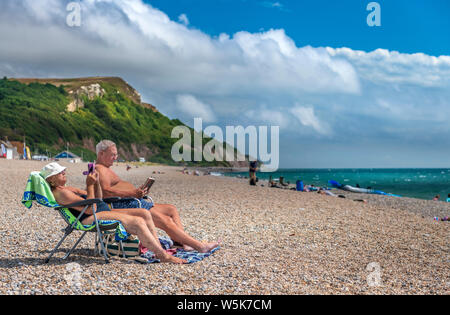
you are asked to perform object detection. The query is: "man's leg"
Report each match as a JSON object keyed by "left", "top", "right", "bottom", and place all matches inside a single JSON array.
[
  {"left": 151, "top": 203, "right": 193, "bottom": 250},
  {"left": 149, "top": 208, "right": 219, "bottom": 253},
  {"left": 113, "top": 200, "right": 184, "bottom": 231},
  {"left": 151, "top": 204, "right": 184, "bottom": 231}
]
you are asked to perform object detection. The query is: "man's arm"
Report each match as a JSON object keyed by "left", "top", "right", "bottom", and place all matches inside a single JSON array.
[{"left": 99, "top": 179, "right": 137, "bottom": 198}]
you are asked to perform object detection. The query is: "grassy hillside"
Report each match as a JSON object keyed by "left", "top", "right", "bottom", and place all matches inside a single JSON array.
[
  {"left": 0, "top": 77, "right": 234, "bottom": 166},
  {"left": 14, "top": 77, "right": 144, "bottom": 105}
]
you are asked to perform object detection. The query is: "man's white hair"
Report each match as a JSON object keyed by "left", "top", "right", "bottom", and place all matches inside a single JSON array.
[{"left": 96, "top": 140, "right": 116, "bottom": 155}]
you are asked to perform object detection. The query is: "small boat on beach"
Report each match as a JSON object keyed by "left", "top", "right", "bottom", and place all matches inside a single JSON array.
[{"left": 328, "top": 180, "right": 401, "bottom": 197}]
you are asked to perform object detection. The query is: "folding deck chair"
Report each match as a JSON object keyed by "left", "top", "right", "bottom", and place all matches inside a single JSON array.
[{"left": 22, "top": 172, "right": 129, "bottom": 264}]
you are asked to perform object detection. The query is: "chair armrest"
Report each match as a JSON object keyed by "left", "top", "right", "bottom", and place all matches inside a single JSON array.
[
  {"left": 56, "top": 198, "right": 103, "bottom": 210},
  {"left": 110, "top": 196, "right": 149, "bottom": 201},
  {"left": 114, "top": 197, "right": 140, "bottom": 202}
]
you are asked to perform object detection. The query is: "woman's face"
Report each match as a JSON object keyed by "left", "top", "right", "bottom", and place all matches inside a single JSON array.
[{"left": 47, "top": 170, "right": 67, "bottom": 187}]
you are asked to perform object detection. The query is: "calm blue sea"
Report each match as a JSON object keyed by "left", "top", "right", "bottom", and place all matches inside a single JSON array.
[{"left": 224, "top": 168, "right": 450, "bottom": 201}]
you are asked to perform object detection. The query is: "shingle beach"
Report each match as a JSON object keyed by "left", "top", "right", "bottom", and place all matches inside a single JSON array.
[{"left": 0, "top": 160, "right": 448, "bottom": 295}]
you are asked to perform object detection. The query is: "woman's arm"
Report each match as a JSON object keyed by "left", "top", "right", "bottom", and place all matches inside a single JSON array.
[
  {"left": 65, "top": 172, "right": 101, "bottom": 198},
  {"left": 53, "top": 173, "right": 99, "bottom": 215},
  {"left": 53, "top": 187, "right": 95, "bottom": 215},
  {"left": 94, "top": 178, "right": 103, "bottom": 199},
  {"left": 66, "top": 186, "right": 87, "bottom": 196}
]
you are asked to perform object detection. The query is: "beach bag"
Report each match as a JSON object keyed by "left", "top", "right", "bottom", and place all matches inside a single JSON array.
[
  {"left": 296, "top": 180, "right": 304, "bottom": 191},
  {"left": 100, "top": 231, "right": 140, "bottom": 258}
]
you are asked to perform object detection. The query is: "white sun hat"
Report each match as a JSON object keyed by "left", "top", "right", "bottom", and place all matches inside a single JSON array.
[{"left": 40, "top": 162, "right": 67, "bottom": 179}]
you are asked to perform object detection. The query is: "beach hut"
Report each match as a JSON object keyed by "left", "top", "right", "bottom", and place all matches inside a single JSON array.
[
  {"left": 0, "top": 140, "right": 20, "bottom": 160},
  {"left": 55, "top": 151, "right": 82, "bottom": 163},
  {"left": 9, "top": 141, "right": 26, "bottom": 160}
]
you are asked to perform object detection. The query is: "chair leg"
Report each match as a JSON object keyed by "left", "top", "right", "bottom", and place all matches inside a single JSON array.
[
  {"left": 92, "top": 211, "right": 109, "bottom": 264},
  {"left": 97, "top": 231, "right": 109, "bottom": 263},
  {"left": 94, "top": 232, "right": 100, "bottom": 256},
  {"left": 45, "top": 226, "right": 73, "bottom": 263},
  {"left": 119, "top": 241, "right": 126, "bottom": 259},
  {"left": 63, "top": 231, "right": 88, "bottom": 260},
  {"left": 96, "top": 232, "right": 108, "bottom": 256}
]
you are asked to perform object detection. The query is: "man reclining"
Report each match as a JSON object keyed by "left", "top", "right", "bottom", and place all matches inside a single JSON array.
[{"left": 95, "top": 140, "right": 219, "bottom": 253}]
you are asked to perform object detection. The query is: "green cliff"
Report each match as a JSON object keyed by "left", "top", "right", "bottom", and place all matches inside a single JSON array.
[{"left": 0, "top": 76, "right": 239, "bottom": 166}]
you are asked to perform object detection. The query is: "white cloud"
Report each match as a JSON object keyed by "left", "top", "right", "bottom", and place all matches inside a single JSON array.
[
  {"left": 176, "top": 94, "right": 216, "bottom": 123},
  {"left": 245, "top": 107, "right": 288, "bottom": 127},
  {"left": 0, "top": 0, "right": 361, "bottom": 97},
  {"left": 290, "top": 105, "right": 330, "bottom": 135},
  {"left": 178, "top": 13, "right": 189, "bottom": 26},
  {"left": 261, "top": 1, "right": 288, "bottom": 12},
  {"left": 327, "top": 47, "right": 450, "bottom": 87}
]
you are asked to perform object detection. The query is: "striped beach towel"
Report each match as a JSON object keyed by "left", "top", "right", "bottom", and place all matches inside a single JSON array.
[{"left": 140, "top": 237, "right": 220, "bottom": 264}]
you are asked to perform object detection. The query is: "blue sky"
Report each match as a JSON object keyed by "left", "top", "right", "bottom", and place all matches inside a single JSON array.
[
  {"left": 0, "top": 0, "right": 449, "bottom": 168},
  {"left": 147, "top": 0, "right": 450, "bottom": 56}
]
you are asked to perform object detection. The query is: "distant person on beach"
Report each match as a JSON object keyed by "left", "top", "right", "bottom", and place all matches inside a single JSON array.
[
  {"left": 447, "top": 194, "right": 450, "bottom": 203},
  {"left": 41, "top": 162, "right": 186, "bottom": 264},
  {"left": 95, "top": 140, "right": 219, "bottom": 253},
  {"left": 318, "top": 188, "right": 337, "bottom": 197},
  {"left": 249, "top": 161, "right": 258, "bottom": 186},
  {"left": 279, "top": 177, "right": 289, "bottom": 187},
  {"left": 268, "top": 176, "right": 275, "bottom": 188},
  {"left": 321, "top": 189, "right": 366, "bottom": 202},
  {"left": 433, "top": 195, "right": 440, "bottom": 201}
]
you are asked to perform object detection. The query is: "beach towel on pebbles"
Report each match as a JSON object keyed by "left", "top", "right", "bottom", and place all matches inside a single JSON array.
[{"left": 140, "top": 237, "right": 220, "bottom": 264}]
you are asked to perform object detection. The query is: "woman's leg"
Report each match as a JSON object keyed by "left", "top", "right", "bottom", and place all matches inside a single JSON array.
[
  {"left": 111, "top": 208, "right": 158, "bottom": 239},
  {"left": 82, "top": 212, "right": 186, "bottom": 264}
]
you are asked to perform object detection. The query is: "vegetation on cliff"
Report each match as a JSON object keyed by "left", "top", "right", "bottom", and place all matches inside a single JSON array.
[{"left": 0, "top": 77, "right": 232, "bottom": 166}]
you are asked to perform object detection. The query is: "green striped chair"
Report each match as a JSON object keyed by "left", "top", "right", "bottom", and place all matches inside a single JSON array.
[{"left": 22, "top": 172, "right": 129, "bottom": 264}]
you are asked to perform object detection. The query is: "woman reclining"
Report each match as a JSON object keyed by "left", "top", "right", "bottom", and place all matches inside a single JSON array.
[{"left": 41, "top": 162, "right": 186, "bottom": 264}]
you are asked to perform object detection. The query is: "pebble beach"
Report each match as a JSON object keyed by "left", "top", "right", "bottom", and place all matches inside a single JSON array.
[{"left": 0, "top": 160, "right": 448, "bottom": 295}]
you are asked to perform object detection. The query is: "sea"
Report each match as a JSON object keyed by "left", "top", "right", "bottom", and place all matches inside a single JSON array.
[{"left": 223, "top": 168, "right": 450, "bottom": 201}]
